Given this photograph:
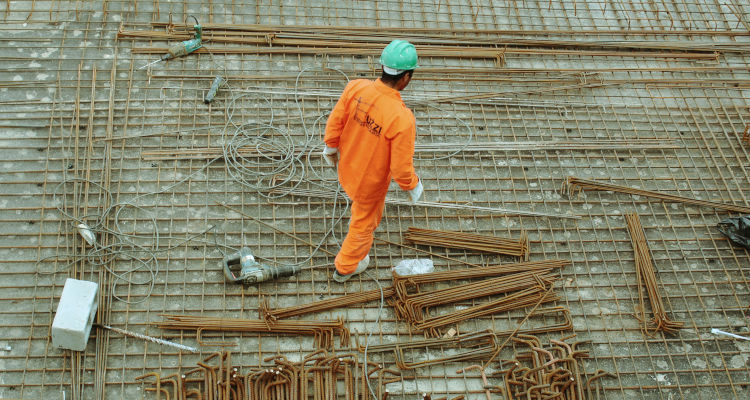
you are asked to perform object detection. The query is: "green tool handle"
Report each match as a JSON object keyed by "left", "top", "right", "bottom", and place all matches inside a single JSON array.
[{"left": 162, "top": 24, "right": 202, "bottom": 60}]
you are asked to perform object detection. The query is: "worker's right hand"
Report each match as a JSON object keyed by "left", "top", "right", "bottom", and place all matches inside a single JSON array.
[
  {"left": 322, "top": 146, "right": 339, "bottom": 166},
  {"left": 408, "top": 180, "right": 424, "bottom": 204}
]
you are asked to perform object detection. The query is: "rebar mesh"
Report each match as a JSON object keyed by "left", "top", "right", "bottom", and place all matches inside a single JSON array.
[{"left": 0, "top": 1, "right": 748, "bottom": 399}]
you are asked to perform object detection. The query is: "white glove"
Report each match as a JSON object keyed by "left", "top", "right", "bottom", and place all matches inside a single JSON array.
[
  {"left": 322, "top": 146, "right": 338, "bottom": 166},
  {"left": 408, "top": 180, "right": 424, "bottom": 204}
]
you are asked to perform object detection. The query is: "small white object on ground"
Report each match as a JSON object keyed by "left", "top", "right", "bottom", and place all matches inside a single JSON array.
[
  {"left": 51, "top": 278, "right": 99, "bottom": 351},
  {"left": 76, "top": 223, "right": 97, "bottom": 246},
  {"left": 393, "top": 258, "right": 434, "bottom": 275},
  {"left": 408, "top": 181, "right": 424, "bottom": 204}
]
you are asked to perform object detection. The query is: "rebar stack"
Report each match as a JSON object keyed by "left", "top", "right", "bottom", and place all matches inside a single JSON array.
[
  {"left": 391, "top": 330, "right": 500, "bottom": 370},
  {"left": 392, "top": 259, "right": 569, "bottom": 291},
  {"left": 625, "top": 214, "right": 684, "bottom": 335},
  {"left": 259, "top": 287, "right": 396, "bottom": 321},
  {"left": 391, "top": 261, "right": 566, "bottom": 336},
  {"left": 155, "top": 315, "right": 350, "bottom": 349},
  {"left": 403, "top": 227, "right": 530, "bottom": 260},
  {"left": 496, "top": 335, "right": 613, "bottom": 399},
  {"left": 394, "top": 271, "right": 556, "bottom": 323},
  {"left": 136, "top": 350, "right": 398, "bottom": 400},
  {"left": 413, "top": 285, "right": 559, "bottom": 336},
  {"left": 136, "top": 352, "right": 240, "bottom": 400},
  {"left": 358, "top": 307, "right": 572, "bottom": 354}
]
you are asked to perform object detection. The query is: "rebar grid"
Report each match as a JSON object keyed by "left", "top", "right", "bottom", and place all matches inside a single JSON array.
[{"left": 1, "top": 0, "right": 749, "bottom": 399}]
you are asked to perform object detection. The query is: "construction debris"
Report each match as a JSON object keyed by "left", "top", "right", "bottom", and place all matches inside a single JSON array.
[{"left": 259, "top": 287, "right": 396, "bottom": 321}]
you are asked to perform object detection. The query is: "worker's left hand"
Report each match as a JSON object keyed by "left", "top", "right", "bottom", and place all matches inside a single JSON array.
[
  {"left": 409, "top": 180, "right": 424, "bottom": 204},
  {"left": 322, "top": 146, "right": 339, "bottom": 166}
]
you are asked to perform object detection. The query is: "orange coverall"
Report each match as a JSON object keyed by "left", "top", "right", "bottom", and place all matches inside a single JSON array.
[{"left": 324, "top": 78, "right": 419, "bottom": 274}]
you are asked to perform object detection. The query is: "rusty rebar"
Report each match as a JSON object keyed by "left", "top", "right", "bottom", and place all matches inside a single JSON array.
[
  {"left": 260, "top": 287, "right": 396, "bottom": 321},
  {"left": 625, "top": 213, "right": 684, "bottom": 335},
  {"left": 403, "top": 227, "right": 529, "bottom": 260},
  {"left": 155, "top": 314, "right": 350, "bottom": 349},
  {"left": 392, "top": 266, "right": 560, "bottom": 335},
  {"left": 493, "top": 336, "right": 605, "bottom": 399},
  {"left": 565, "top": 176, "right": 750, "bottom": 214}
]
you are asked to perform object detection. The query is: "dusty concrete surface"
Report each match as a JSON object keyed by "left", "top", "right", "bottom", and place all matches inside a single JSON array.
[{"left": 1, "top": 1, "right": 749, "bottom": 399}]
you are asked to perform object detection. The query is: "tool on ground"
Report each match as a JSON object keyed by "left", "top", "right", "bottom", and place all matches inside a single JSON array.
[
  {"left": 222, "top": 247, "right": 300, "bottom": 284},
  {"left": 204, "top": 76, "right": 225, "bottom": 104},
  {"left": 138, "top": 16, "right": 202, "bottom": 70}
]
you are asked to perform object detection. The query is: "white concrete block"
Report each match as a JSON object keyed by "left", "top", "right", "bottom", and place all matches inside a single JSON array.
[{"left": 51, "top": 278, "right": 99, "bottom": 351}]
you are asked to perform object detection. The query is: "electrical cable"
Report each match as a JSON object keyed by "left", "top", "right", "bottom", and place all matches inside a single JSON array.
[
  {"left": 218, "top": 65, "right": 353, "bottom": 265},
  {"left": 44, "top": 174, "right": 233, "bottom": 303},
  {"left": 43, "top": 64, "right": 351, "bottom": 301},
  {"left": 47, "top": 55, "right": 460, "bottom": 315}
]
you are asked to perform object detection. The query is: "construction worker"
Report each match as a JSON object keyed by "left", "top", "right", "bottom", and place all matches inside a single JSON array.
[{"left": 323, "top": 39, "right": 423, "bottom": 283}]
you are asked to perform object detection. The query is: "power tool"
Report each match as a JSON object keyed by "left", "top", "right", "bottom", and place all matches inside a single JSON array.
[
  {"left": 138, "top": 16, "right": 203, "bottom": 70},
  {"left": 222, "top": 247, "right": 300, "bottom": 284},
  {"left": 204, "top": 76, "right": 225, "bottom": 104}
]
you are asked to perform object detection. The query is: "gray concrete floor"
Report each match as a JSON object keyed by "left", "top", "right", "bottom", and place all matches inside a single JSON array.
[{"left": 1, "top": 1, "right": 749, "bottom": 399}]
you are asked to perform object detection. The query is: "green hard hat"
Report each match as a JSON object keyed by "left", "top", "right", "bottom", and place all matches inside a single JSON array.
[{"left": 379, "top": 39, "right": 419, "bottom": 72}]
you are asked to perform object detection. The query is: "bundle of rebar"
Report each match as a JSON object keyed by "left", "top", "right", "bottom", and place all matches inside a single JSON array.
[
  {"left": 136, "top": 350, "right": 399, "bottom": 400},
  {"left": 394, "top": 270, "right": 556, "bottom": 323},
  {"left": 357, "top": 307, "right": 572, "bottom": 354},
  {"left": 391, "top": 260, "right": 565, "bottom": 336},
  {"left": 403, "top": 227, "right": 530, "bottom": 260},
  {"left": 414, "top": 286, "right": 559, "bottom": 335},
  {"left": 260, "top": 287, "right": 396, "bottom": 321},
  {"left": 120, "top": 22, "right": 732, "bottom": 61},
  {"left": 565, "top": 176, "right": 750, "bottom": 214},
  {"left": 625, "top": 214, "right": 684, "bottom": 335},
  {"left": 495, "top": 335, "right": 613, "bottom": 399},
  {"left": 393, "top": 330, "right": 500, "bottom": 370},
  {"left": 391, "top": 259, "right": 569, "bottom": 297},
  {"left": 155, "top": 314, "right": 350, "bottom": 349}
]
